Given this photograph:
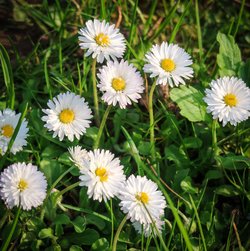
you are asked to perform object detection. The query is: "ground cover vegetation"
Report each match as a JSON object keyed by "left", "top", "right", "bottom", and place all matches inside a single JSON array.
[{"left": 0, "top": 0, "right": 250, "bottom": 250}]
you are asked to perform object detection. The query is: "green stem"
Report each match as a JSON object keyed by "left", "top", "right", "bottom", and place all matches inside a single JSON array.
[
  {"left": 212, "top": 119, "right": 219, "bottom": 160},
  {"left": 233, "top": 0, "right": 245, "bottom": 37},
  {"left": 110, "top": 199, "right": 114, "bottom": 250},
  {"left": 112, "top": 216, "right": 127, "bottom": 251},
  {"left": 94, "top": 105, "right": 112, "bottom": 149},
  {"left": 92, "top": 58, "right": 100, "bottom": 126},
  {"left": 195, "top": 0, "right": 203, "bottom": 61},
  {"left": 1, "top": 207, "right": 21, "bottom": 251},
  {"left": 149, "top": 81, "right": 157, "bottom": 163},
  {"left": 55, "top": 181, "right": 80, "bottom": 200},
  {"left": 40, "top": 165, "right": 76, "bottom": 220}
]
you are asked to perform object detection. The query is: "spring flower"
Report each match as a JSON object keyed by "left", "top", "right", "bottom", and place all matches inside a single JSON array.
[
  {"left": 42, "top": 92, "right": 92, "bottom": 141},
  {"left": 203, "top": 76, "right": 250, "bottom": 126},
  {"left": 97, "top": 59, "right": 145, "bottom": 108},
  {"left": 143, "top": 42, "right": 193, "bottom": 87},
  {"left": 0, "top": 162, "right": 47, "bottom": 210},
  {"left": 79, "top": 149, "right": 126, "bottom": 202},
  {"left": 119, "top": 175, "right": 166, "bottom": 224},
  {"left": 78, "top": 19, "right": 126, "bottom": 63},
  {"left": 133, "top": 217, "right": 165, "bottom": 237},
  {"left": 68, "top": 146, "right": 89, "bottom": 169},
  {"left": 0, "top": 109, "right": 28, "bottom": 155}
]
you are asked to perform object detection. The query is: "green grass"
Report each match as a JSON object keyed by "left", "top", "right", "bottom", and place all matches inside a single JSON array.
[{"left": 0, "top": 0, "right": 250, "bottom": 250}]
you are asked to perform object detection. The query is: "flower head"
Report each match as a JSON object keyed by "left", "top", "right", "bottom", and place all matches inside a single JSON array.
[
  {"left": 0, "top": 109, "right": 28, "bottom": 155},
  {"left": 68, "top": 146, "right": 89, "bottom": 169},
  {"left": 203, "top": 76, "right": 250, "bottom": 126},
  {"left": 97, "top": 60, "right": 145, "bottom": 108},
  {"left": 79, "top": 149, "right": 126, "bottom": 202},
  {"left": 119, "top": 175, "right": 166, "bottom": 224},
  {"left": 133, "top": 217, "right": 165, "bottom": 237},
  {"left": 78, "top": 19, "right": 126, "bottom": 63},
  {"left": 0, "top": 162, "right": 47, "bottom": 210},
  {"left": 143, "top": 42, "right": 193, "bottom": 87},
  {"left": 42, "top": 92, "right": 92, "bottom": 141}
]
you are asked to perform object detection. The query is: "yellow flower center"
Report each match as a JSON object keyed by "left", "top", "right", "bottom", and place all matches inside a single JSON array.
[
  {"left": 59, "top": 109, "right": 75, "bottom": 124},
  {"left": 161, "top": 58, "right": 176, "bottom": 72},
  {"left": 95, "top": 167, "right": 108, "bottom": 182},
  {"left": 1, "top": 125, "right": 14, "bottom": 138},
  {"left": 136, "top": 192, "right": 149, "bottom": 204},
  {"left": 111, "top": 77, "right": 126, "bottom": 91},
  {"left": 95, "top": 33, "right": 110, "bottom": 47},
  {"left": 224, "top": 94, "right": 237, "bottom": 107},
  {"left": 18, "top": 179, "right": 28, "bottom": 192}
]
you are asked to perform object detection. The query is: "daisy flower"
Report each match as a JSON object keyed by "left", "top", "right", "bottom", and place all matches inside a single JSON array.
[
  {"left": 42, "top": 92, "right": 92, "bottom": 141},
  {"left": 79, "top": 149, "right": 126, "bottom": 202},
  {"left": 68, "top": 145, "right": 89, "bottom": 169},
  {"left": 0, "top": 162, "right": 47, "bottom": 210},
  {"left": 143, "top": 42, "right": 193, "bottom": 87},
  {"left": 119, "top": 175, "right": 166, "bottom": 224},
  {"left": 203, "top": 76, "right": 250, "bottom": 126},
  {"left": 0, "top": 109, "right": 28, "bottom": 155},
  {"left": 133, "top": 217, "right": 165, "bottom": 237},
  {"left": 97, "top": 59, "right": 145, "bottom": 109},
  {"left": 78, "top": 19, "right": 126, "bottom": 63}
]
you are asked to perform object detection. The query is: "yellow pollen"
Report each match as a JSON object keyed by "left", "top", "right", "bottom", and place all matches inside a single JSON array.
[
  {"left": 59, "top": 109, "right": 75, "bottom": 124},
  {"left": 112, "top": 77, "right": 126, "bottom": 91},
  {"left": 95, "top": 33, "right": 110, "bottom": 47},
  {"left": 161, "top": 58, "right": 176, "bottom": 72},
  {"left": 18, "top": 179, "right": 28, "bottom": 192},
  {"left": 224, "top": 94, "right": 237, "bottom": 107},
  {"left": 95, "top": 167, "right": 108, "bottom": 182},
  {"left": 135, "top": 192, "right": 149, "bottom": 204},
  {"left": 1, "top": 125, "right": 14, "bottom": 138}
]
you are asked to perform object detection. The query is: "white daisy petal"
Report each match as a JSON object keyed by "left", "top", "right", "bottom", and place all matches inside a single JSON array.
[
  {"left": 143, "top": 42, "right": 194, "bottom": 87},
  {"left": 119, "top": 175, "right": 166, "bottom": 225},
  {"left": 203, "top": 76, "right": 250, "bottom": 126},
  {"left": 0, "top": 162, "right": 47, "bottom": 210},
  {"left": 78, "top": 19, "right": 126, "bottom": 63},
  {"left": 78, "top": 149, "right": 126, "bottom": 202},
  {"left": 97, "top": 59, "right": 145, "bottom": 109},
  {"left": 0, "top": 109, "right": 29, "bottom": 155},
  {"left": 42, "top": 92, "right": 93, "bottom": 141},
  {"left": 68, "top": 146, "right": 89, "bottom": 169},
  {"left": 133, "top": 217, "right": 165, "bottom": 237}
]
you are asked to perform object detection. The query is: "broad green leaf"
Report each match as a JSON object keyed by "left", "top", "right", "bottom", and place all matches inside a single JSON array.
[
  {"left": 70, "top": 245, "right": 83, "bottom": 251},
  {"left": 67, "top": 228, "right": 99, "bottom": 245},
  {"left": 215, "top": 185, "right": 240, "bottom": 197},
  {"left": 183, "top": 137, "right": 202, "bottom": 149},
  {"left": 86, "top": 214, "right": 106, "bottom": 231},
  {"left": 217, "top": 155, "right": 250, "bottom": 170},
  {"left": 165, "top": 145, "right": 189, "bottom": 168},
  {"left": 170, "top": 85, "right": 207, "bottom": 122},
  {"left": 138, "top": 141, "right": 151, "bottom": 155},
  {"left": 91, "top": 238, "right": 109, "bottom": 251},
  {"left": 239, "top": 59, "right": 250, "bottom": 87},
  {"left": 205, "top": 170, "right": 223, "bottom": 180},
  {"left": 71, "top": 216, "right": 86, "bottom": 233},
  {"left": 216, "top": 32, "right": 241, "bottom": 76},
  {"left": 38, "top": 228, "right": 54, "bottom": 239},
  {"left": 54, "top": 214, "right": 71, "bottom": 225},
  {"left": 180, "top": 176, "right": 198, "bottom": 194}
]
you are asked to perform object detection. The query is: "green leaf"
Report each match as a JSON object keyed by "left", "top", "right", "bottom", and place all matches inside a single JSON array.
[
  {"left": 170, "top": 85, "right": 207, "bottom": 122},
  {"left": 38, "top": 228, "right": 54, "bottom": 239},
  {"left": 86, "top": 214, "right": 106, "bottom": 231},
  {"left": 217, "top": 155, "right": 250, "bottom": 170},
  {"left": 205, "top": 170, "right": 223, "bottom": 180},
  {"left": 215, "top": 185, "right": 240, "bottom": 197},
  {"left": 239, "top": 59, "right": 250, "bottom": 86},
  {"left": 67, "top": 229, "right": 99, "bottom": 245},
  {"left": 180, "top": 176, "right": 198, "bottom": 194},
  {"left": 183, "top": 137, "right": 202, "bottom": 149},
  {"left": 54, "top": 214, "right": 71, "bottom": 225},
  {"left": 70, "top": 245, "right": 83, "bottom": 251},
  {"left": 138, "top": 141, "right": 151, "bottom": 155},
  {"left": 216, "top": 32, "right": 241, "bottom": 76},
  {"left": 71, "top": 216, "right": 86, "bottom": 233},
  {"left": 91, "top": 238, "right": 109, "bottom": 251},
  {"left": 165, "top": 145, "right": 189, "bottom": 168}
]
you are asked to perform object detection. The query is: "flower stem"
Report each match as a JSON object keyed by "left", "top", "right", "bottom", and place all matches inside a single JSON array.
[
  {"left": 94, "top": 105, "right": 112, "bottom": 149},
  {"left": 212, "top": 119, "right": 219, "bottom": 160},
  {"left": 92, "top": 58, "right": 100, "bottom": 126},
  {"left": 110, "top": 199, "right": 114, "bottom": 250},
  {"left": 1, "top": 207, "right": 21, "bottom": 251},
  {"left": 149, "top": 81, "right": 157, "bottom": 163},
  {"left": 55, "top": 181, "right": 80, "bottom": 200},
  {"left": 112, "top": 216, "right": 127, "bottom": 251}
]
